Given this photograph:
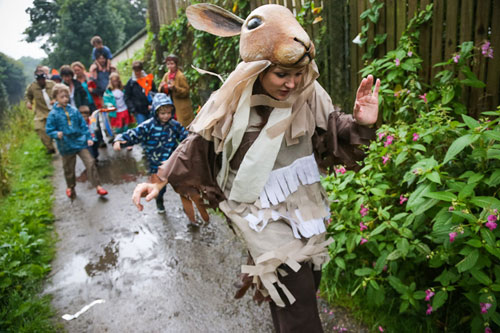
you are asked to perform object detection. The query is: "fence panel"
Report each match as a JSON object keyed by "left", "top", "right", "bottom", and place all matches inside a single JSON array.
[{"left": 486, "top": 1, "right": 500, "bottom": 110}]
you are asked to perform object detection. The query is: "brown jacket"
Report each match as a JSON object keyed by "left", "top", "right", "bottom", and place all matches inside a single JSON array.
[
  {"left": 161, "top": 70, "right": 194, "bottom": 128},
  {"left": 24, "top": 80, "right": 56, "bottom": 121}
]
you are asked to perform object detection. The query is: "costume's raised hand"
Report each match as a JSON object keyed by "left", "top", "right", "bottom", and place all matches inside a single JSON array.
[{"left": 353, "top": 74, "right": 381, "bottom": 126}]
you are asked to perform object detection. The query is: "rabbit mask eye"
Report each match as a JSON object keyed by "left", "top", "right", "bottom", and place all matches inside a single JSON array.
[{"left": 247, "top": 17, "right": 262, "bottom": 30}]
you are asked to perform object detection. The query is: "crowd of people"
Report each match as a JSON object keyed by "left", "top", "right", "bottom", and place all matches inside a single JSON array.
[{"left": 24, "top": 35, "right": 194, "bottom": 206}]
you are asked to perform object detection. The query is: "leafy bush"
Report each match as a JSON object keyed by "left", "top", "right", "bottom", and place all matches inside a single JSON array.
[{"left": 321, "top": 4, "right": 500, "bottom": 333}]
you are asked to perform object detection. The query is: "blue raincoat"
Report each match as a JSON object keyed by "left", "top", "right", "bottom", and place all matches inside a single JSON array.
[
  {"left": 46, "top": 102, "right": 91, "bottom": 155},
  {"left": 114, "top": 113, "right": 188, "bottom": 174}
]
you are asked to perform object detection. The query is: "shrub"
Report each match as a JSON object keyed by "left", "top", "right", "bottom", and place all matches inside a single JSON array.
[{"left": 322, "top": 4, "right": 500, "bottom": 332}]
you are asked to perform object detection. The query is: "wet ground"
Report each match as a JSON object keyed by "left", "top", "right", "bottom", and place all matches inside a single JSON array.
[{"left": 44, "top": 145, "right": 368, "bottom": 332}]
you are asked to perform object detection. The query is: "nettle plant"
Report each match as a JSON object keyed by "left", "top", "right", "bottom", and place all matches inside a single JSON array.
[{"left": 322, "top": 5, "right": 500, "bottom": 333}]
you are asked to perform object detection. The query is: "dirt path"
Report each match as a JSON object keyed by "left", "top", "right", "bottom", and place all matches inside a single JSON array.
[{"left": 44, "top": 146, "right": 367, "bottom": 332}]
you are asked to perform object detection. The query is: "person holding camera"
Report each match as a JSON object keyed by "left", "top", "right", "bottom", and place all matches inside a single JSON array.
[{"left": 24, "top": 65, "right": 57, "bottom": 154}]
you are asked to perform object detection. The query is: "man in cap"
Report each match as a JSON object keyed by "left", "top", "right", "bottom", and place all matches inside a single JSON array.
[{"left": 25, "top": 65, "right": 57, "bottom": 153}]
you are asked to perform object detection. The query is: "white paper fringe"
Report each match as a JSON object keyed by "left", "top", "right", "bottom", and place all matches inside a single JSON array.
[
  {"left": 244, "top": 155, "right": 327, "bottom": 238},
  {"left": 244, "top": 208, "right": 327, "bottom": 239},
  {"left": 259, "top": 154, "right": 321, "bottom": 208}
]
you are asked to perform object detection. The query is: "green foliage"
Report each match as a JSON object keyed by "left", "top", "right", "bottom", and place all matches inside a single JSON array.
[
  {"left": 0, "top": 103, "right": 57, "bottom": 331},
  {"left": 357, "top": 0, "right": 387, "bottom": 61},
  {"left": 0, "top": 53, "right": 26, "bottom": 116},
  {"left": 18, "top": 56, "right": 44, "bottom": 84},
  {"left": 24, "top": 0, "right": 147, "bottom": 68},
  {"left": 322, "top": 4, "right": 500, "bottom": 332}
]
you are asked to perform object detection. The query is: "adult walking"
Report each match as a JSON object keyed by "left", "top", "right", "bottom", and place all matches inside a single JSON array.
[
  {"left": 124, "top": 61, "right": 156, "bottom": 124},
  {"left": 71, "top": 61, "right": 96, "bottom": 111},
  {"left": 132, "top": 4, "right": 380, "bottom": 332},
  {"left": 159, "top": 54, "right": 194, "bottom": 128},
  {"left": 24, "top": 66, "right": 56, "bottom": 154},
  {"left": 59, "top": 65, "right": 88, "bottom": 111}
]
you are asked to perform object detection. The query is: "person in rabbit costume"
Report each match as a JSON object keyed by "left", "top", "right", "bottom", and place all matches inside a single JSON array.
[{"left": 133, "top": 4, "right": 380, "bottom": 331}]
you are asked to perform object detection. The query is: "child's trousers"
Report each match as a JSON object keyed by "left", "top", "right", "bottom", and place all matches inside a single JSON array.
[{"left": 62, "top": 149, "right": 101, "bottom": 188}]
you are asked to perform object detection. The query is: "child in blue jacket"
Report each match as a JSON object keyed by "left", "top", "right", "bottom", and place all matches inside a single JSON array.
[
  {"left": 46, "top": 84, "right": 108, "bottom": 198},
  {"left": 113, "top": 93, "right": 187, "bottom": 213}
]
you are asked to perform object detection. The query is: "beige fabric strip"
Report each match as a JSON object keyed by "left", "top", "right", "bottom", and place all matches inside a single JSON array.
[
  {"left": 228, "top": 106, "right": 292, "bottom": 203},
  {"left": 216, "top": 77, "right": 256, "bottom": 191},
  {"left": 250, "top": 94, "right": 292, "bottom": 108}
]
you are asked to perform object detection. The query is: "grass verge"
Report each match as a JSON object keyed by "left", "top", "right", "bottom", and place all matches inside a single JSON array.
[{"left": 0, "top": 103, "right": 58, "bottom": 332}]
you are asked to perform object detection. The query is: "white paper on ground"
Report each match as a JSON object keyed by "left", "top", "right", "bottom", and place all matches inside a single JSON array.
[{"left": 61, "top": 299, "right": 105, "bottom": 321}]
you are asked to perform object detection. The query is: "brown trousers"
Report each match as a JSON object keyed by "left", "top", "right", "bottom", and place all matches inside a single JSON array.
[
  {"left": 34, "top": 118, "right": 54, "bottom": 151},
  {"left": 62, "top": 149, "right": 100, "bottom": 189},
  {"left": 269, "top": 263, "right": 323, "bottom": 333}
]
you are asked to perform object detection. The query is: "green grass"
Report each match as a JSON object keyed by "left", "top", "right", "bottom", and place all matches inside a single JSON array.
[{"left": 0, "top": 103, "right": 59, "bottom": 332}]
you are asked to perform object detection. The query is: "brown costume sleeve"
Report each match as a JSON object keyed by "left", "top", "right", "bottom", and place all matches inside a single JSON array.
[{"left": 157, "top": 133, "right": 225, "bottom": 208}]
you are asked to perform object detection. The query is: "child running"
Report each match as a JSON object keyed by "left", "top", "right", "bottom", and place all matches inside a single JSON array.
[
  {"left": 113, "top": 93, "right": 187, "bottom": 213},
  {"left": 104, "top": 72, "right": 135, "bottom": 134},
  {"left": 46, "top": 83, "right": 108, "bottom": 198}
]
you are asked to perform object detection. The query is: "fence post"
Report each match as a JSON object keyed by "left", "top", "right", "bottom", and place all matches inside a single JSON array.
[
  {"left": 322, "top": 0, "right": 349, "bottom": 111},
  {"left": 486, "top": 1, "right": 500, "bottom": 110}
]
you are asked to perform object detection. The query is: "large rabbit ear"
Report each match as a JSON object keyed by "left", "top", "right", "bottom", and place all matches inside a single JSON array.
[{"left": 186, "top": 3, "right": 244, "bottom": 37}]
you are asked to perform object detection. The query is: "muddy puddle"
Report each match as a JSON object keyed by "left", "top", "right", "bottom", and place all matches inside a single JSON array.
[{"left": 45, "top": 145, "right": 367, "bottom": 332}]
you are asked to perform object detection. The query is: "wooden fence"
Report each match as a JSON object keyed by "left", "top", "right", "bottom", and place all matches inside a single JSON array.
[{"left": 149, "top": 0, "right": 500, "bottom": 114}]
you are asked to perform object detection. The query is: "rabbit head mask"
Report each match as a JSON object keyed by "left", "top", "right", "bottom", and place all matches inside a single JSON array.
[{"left": 186, "top": 4, "right": 315, "bottom": 67}]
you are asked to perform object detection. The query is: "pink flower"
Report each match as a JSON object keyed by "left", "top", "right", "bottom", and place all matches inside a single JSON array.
[
  {"left": 485, "top": 327, "right": 493, "bottom": 333},
  {"left": 407, "top": 51, "right": 413, "bottom": 57},
  {"left": 419, "top": 93, "right": 428, "bottom": 103},
  {"left": 486, "top": 221, "right": 497, "bottom": 231},
  {"left": 360, "top": 238, "right": 368, "bottom": 245},
  {"left": 453, "top": 54, "right": 460, "bottom": 63},
  {"left": 379, "top": 326, "right": 384, "bottom": 332},
  {"left": 449, "top": 232, "right": 457, "bottom": 243},
  {"left": 384, "top": 135, "right": 394, "bottom": 147},
  {"left": 488, "top": 214, "right": 498, "bottom": 223},
  {"left": 426, "top": 304, "right": 433, "bottom": 315},
  {"left": 382, "top": 154, "right": 390, "bottom": 164},
  {"left": 395, "top": 58, "right": 400, "bottom": 66},
  {"left": 378, "top": 132, "right": 386, "bottom": 140},
  {"left": 394, "top": 91, "right": 400, "bottom": 97},
  {"left": 425, "top": 289, "right": 435, "bottom": 301},
  {"left": 449, "top": 206, "right": 454, "bottom": 211},
  {"left": 359, "top": 222, "right": 368, "bottom": 231},
  {"left": 412, "top": 133, "right": 419, "bottom": 141},
  {"left": 360, "top": 204, "right": 369, "bottom": 217},
  {"left": 480, "top": 302, "right": 492, "bottom": 314},
  {"left": 400, "top": 195, "right": 408, "bottom": 205},
  {"left": 482, "top": 41, "right": 494, "bottom": 59},
  {"left": 335, "top": 166, "right": 346, "bottom": 175}
]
